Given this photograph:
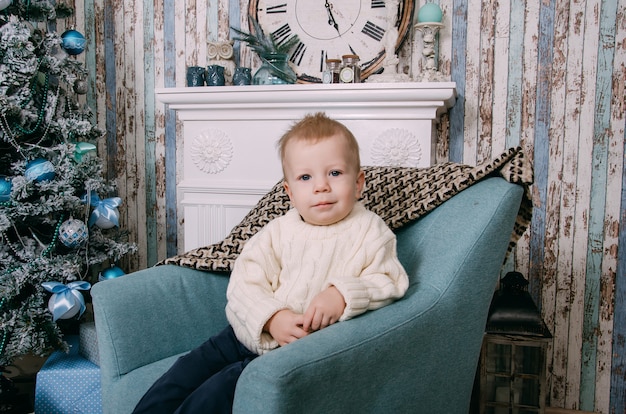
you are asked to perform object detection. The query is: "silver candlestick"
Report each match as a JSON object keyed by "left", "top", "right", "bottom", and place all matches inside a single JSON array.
[
  {"left": 413, "top": 22, "right": 447, "bottom": 82},
  {"left": 412, "top": 1, "right": 446, "bottom": 82}
]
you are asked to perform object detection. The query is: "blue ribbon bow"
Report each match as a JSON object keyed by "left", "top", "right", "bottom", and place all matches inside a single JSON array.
[
  {"left": 82, "top": 191, "right": 121, "bottom": 227},
  {"left": 42, "top": 281, "right": 91, "bottom": 321}
]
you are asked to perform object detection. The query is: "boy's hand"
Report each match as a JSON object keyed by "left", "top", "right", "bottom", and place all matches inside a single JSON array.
[
  {"left": 264, "top": 309, "right": 309, "bottom": 346},
  {"left": 302, "top": 286, "right": 346, "bottom": 332}
]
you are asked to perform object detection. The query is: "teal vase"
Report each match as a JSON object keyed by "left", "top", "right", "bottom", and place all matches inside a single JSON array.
[{"left": 253, "top": 53, "right": 297, "bottom": 85}]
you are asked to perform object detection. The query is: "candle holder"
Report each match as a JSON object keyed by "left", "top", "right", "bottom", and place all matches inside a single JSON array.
[
  {"left": 367, "top": 0, "right": 410, "bottom": 83},
  {"left": 473, "top": 271, "right": 552, "bottom": 414},
  {"left": 413, "top": 22, "right": 447, "bottom": 82}
]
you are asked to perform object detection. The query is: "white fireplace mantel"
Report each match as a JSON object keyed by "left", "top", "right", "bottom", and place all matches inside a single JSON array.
[{"left": 156, "top": 82, "right": 456, "bottom": 252}]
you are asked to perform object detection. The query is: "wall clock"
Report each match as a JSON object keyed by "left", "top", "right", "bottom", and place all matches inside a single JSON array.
[{"left": 248, "top": 0, "right": 415, "bottom": 83}]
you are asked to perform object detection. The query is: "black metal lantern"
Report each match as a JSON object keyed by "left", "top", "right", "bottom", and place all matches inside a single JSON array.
[{"left": 477, "top": 271, "right": 552, "bottom": 414}]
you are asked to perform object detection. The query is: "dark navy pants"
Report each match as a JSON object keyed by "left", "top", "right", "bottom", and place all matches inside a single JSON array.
[{"left": 132, "top": 325, "right": 258, "bottom": 414}]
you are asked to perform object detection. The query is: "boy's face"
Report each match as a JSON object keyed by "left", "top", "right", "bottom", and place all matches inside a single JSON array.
[{"left": 282, "top": 134, "right": 364, "bottom": 226}]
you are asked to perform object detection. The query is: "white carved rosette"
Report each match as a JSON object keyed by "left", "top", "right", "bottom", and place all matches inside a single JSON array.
[
  {"left": 190, "top": 129, "right": 234, "bottom": 174},
  {"left": 370, "top": 128, "right": 422, "bottom": 167}
]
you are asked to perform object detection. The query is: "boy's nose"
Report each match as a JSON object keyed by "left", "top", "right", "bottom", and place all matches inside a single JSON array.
[{"left": 314, "top": 178, "right": 330, "bottom": 192}]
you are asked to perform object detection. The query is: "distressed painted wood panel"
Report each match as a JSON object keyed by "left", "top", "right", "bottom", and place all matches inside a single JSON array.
[
  {"left": 66, "top": 0, "right": 626, "bottom": 411},
  {"left": 545, "top": 0, "right": 569, "bottom": 407},
  {"left": 609, "top": 4, "right": 626, "bottom": 411},
  {"left": 552, "top": 0, "right": 584, "bottom": 408}
]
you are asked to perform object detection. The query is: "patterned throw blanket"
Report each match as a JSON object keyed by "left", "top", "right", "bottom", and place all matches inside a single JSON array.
[{"left": 163, "top": 147, "right": 534, "bottom": 272}]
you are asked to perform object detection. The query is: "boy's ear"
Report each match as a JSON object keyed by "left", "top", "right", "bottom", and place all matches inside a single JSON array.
[
  {"left": 355, "top": 170, "right": 365, "bottom": 198},
  {"left": 283, "top": 180, "right": 293, "bottom": 201}
]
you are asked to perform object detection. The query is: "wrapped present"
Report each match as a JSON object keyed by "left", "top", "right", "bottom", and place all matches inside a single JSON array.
[
  {"left": 35, "top": 336, "right": 102, "bottom": 414},
  {"left": 79, "top": 322, "right": 99, "bottom": 366}
]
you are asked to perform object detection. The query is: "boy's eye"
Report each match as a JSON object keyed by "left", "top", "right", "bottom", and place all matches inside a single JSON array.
[
  {"left": 299, "top": 174, "right": 311, "bottom": 181},
  {"left": 330, "top": 170, "right": 341, "bottom": 177}
]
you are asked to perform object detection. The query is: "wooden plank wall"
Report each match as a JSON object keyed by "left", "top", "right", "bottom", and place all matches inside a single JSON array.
[{"left": 66, "top": 0, "right": 624, "bottom": 411}]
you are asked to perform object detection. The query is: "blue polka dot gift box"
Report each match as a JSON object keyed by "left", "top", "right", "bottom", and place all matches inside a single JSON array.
[
  {"left": 35, "top": 336, "right": 102, "bottom": 413},
  {"left": 79, "top": 321, "right": 100, "bottom": 366}
]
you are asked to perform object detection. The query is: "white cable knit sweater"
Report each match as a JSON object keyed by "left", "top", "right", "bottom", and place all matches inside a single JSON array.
[{"left": 226, "top": 202, "right": 409, "bottom": 355}]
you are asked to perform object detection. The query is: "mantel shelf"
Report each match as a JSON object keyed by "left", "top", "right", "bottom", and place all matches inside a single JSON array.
[{"left": 156, "top": 82, "right": 456, "bottom": 120}]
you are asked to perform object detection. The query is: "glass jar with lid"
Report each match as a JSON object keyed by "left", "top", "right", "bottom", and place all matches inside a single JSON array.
[
  {"left": 339, "top": 54, "right": 361, "bottom": 83},
  {"left": 322, "top": 59, "right": 341, "bottom": 84}
]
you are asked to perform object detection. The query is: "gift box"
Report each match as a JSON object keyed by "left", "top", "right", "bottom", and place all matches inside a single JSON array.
[
  {"left": 79, "top": 321, "right": 99, "bottom": 366},
  {"left": 35, "top": 335, "right": 102, "bottom": 414}
]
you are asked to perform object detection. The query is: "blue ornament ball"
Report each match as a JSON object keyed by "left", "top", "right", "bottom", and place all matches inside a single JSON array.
[
  {"left": 59, "top": 218, "right": 89, "bottom": 248},
  {"left": 0, "top": 176, "right": 12, "bottom": 202},
  {"left": 99, "top": 265, "right": 126, "bottom": 282},
  {"left": 61, "top": 29, "right": 86, "bottom": 55},
  {"left": 417, "top": 3, "right": 443, "bottom": 23},
  {"left": 25, "top": 158, "right": 55, "bottom": 182}
]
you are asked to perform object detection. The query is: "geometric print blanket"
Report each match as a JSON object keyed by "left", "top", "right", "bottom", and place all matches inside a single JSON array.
[{"left": 162, "top": 146, "right": 534, "bottom": 273}]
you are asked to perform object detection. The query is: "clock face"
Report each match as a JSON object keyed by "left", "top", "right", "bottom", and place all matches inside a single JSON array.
[{"left": 249, "top": 0, "right": 414, "bottom": 83}]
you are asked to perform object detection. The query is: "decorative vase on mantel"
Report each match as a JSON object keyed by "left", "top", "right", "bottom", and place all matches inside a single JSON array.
[
  {"left": 231, "top": 19, "right": 300, "bottom": 85},
  {"left": 253, "top": 53, "right": 297, "bottom": 85}
]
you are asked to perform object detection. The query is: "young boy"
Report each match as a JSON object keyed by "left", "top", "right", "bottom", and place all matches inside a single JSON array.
[{"left": 133, "top": 113, "right": 409, "bottom": 414}]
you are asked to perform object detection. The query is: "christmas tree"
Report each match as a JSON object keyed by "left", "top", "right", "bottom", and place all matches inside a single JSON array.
[{"left": 0, "top": 0, "right": 136, "bottom": 372}]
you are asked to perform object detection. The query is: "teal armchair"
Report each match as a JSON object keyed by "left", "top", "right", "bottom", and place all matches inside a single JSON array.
[{"left": 92, "top": 177, "right": 524, "bottom": 413}]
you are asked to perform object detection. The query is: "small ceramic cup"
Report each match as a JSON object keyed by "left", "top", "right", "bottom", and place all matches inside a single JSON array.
[
  {"left": 232, "top": 67, "right": 252, "bottom": 86},
  {"left": 186, "top": 66, "right": 205, "bottom": 87},
  {"left": 206, "top": 65, "right": 225, "bottom": 86}
]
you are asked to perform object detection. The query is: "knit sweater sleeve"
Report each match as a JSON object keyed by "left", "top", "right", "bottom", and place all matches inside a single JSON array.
[
  {"left": 225, "top": 222, "right": 286, "bottom": 354},
  {"left": 328, "top": 211, "right": 409, "bottom": 321}
]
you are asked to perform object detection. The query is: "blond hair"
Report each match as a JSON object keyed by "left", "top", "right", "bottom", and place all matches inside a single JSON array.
[{"left": 277, "top": 113, "right": 361, "bottom": 173}]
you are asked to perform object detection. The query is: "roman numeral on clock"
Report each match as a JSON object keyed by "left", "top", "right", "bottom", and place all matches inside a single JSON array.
[
  {"left": 272, "top": 23, "right": 293, "bottom": 45},
  {"left": 290, "top": 41, "right": 306, "bottom": 66},
  {"left": 265, "top": 3, "right": 287, "bottom": 13},
  {"left": 319, "top": 50, "right": 327, "bottom": 72},
  {"left": 362, "top": 21, "right": 385, "bottom": 42},
  {"left": 371, "top": 0, "right": 386, "bottom": 8}
]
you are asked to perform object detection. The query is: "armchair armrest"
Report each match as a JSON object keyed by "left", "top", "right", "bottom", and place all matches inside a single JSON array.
[
  {"left": 235, "top": 285, "right": 445, "bottom": 413},
  {"left": 91, "top": 265, "right": 229, "bottom": 379}
]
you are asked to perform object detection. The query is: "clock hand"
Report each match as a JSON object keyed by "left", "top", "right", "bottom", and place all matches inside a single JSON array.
[{"left": 325, "top": 1, "right": 340, "bottom": 34}]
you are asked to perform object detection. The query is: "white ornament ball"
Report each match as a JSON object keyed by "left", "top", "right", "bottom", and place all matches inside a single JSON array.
[
  {"left": 59, "top": 218, "right": 89, "bottom": 248},
  {"left": 48, "top": 295, "right": 80, "bottom": 319},
  {"left": 0, "top": 0, "right": 11, "bottom": 12},
  {"left": 93, "top": 209, "right": 119, "bottom": 229}
]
